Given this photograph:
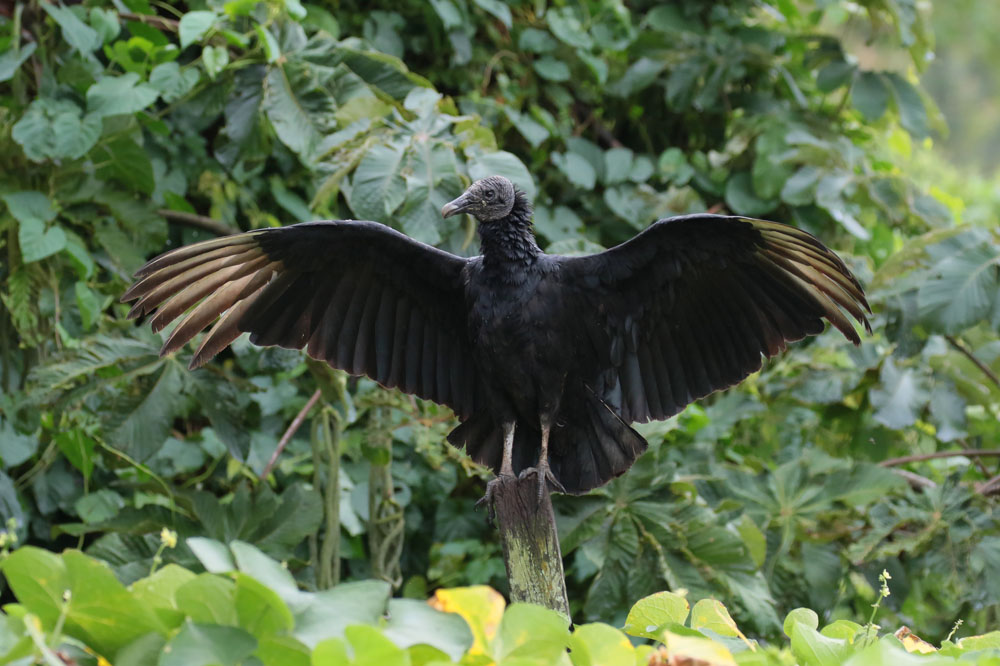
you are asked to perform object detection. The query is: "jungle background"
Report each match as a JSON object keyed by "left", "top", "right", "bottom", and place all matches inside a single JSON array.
[{"left": 1, "top": 0, "right": 1000, "bottom": 663}]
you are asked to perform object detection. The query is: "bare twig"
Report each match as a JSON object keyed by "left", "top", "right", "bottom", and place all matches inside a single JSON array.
[
  {"left": 976, "top": 474, "right": 1000, "bottom": 496},
  {"left": 945, "top": 334, "right": 1000, "bottom": 389},
  {"left": 880, "top": 450, "right": 1000, "bottom": 467},
  {"left": 890, "top": 469, "right": 937, "bottom": 490},
  {"left": 119, "top": 11, "right": 179, "bottom": 31},
  {"left": 261, "top": 389, "right": 323, "bottom": 480},
  {"left": 572, "top": 102, "right": 623, "bottom": 148},
  {"left": 157, "top": 209, "right": 237, "bottom": 236}
]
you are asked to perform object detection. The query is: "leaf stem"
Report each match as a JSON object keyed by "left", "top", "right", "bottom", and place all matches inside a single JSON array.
[
  {"left": 945, "top": 334, "right": 1000, "bottom": 389},
  {"left": 157, "top": 209, "right": 238, "bottom": 237},
  {"left": 880, "top": 450, "right": 1000, "bottom": 466},
  {"left": 261, "top": 388, "right": 322, "bottom": 480}
]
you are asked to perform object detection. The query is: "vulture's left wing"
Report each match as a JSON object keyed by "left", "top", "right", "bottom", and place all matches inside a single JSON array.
[
  {"left": 122, "top": 221, "right": 481, "bottom": 418},
  {"left": 558, "top": 214, "right": 871, "bottom": 423}
]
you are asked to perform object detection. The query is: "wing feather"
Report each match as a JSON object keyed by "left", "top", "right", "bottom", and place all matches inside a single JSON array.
[
  {"left": 122, "top": 220, "right": 479, "bottom": 417},
  {"left": 560, "top": 214, "right": 870, "bottom": 423}
]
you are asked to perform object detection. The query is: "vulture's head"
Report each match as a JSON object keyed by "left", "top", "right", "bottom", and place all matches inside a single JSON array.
[{"left": 441, "top": 176, "right": 517, "bottom": 222}]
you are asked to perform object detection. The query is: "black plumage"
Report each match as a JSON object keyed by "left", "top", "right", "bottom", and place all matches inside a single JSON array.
[{"left": 122, "top": 176, "right": 870, "bottom": 498}]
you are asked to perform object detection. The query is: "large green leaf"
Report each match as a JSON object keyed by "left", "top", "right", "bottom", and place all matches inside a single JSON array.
[
  {"left": 916, "top": 230, "right": 1000, "bottom": 333},
  {"left": 160, "top": 622, "right": 257, "bottom": 666},
  {"left": 1, "top": 548, "right": 165, "bottom": 658},
  {"left": 349, "top": 141, "right": 409, "bottom": 220},
  {"left": 869, "top": 359, "right": 931, "bottom": 430},
  {"left": 103, "top": 362, "right": 187, "bottom": 461},
  {"left": 41, "top": 1, "right": 100, "bottom": 53},
  {"left": 86, "top": 73, "right": 159, "bottom": 118}
]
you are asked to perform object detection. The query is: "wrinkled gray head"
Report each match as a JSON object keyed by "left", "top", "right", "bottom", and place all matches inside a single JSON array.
[{"left": 441, "top": 176, "right": 516, "bottom": 222}]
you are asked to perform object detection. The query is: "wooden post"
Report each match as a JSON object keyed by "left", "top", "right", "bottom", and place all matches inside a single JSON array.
[{"left": 492, "top": 476, "right": 570, "bottom": 619}]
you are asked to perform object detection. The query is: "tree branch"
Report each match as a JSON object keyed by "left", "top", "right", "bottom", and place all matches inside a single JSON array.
[
  {"left": 119, "top": 12, "right": 179, "bottom": 31},
  {"left": 976, "top": 474, "right": 1000, "bottom": 496},
  {"left": 890, "top": 469, "right": 937, "bottom": 490},
  {"left": 879, "top": 450, "right": 1000, "bottom": 467},
  {"left": 945, "top": 334, "right": 1000, "bottom": 389},
  {"left": 157, "top": 209, "right": 238, "bottom": 236},
  {"left": 261, "top": 389, "right": 323, "bottom": 480}
]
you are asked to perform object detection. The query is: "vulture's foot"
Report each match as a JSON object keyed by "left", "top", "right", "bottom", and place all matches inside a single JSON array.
[
  {"left": 518, "top": 462, "right": 566, "bottom": 505},
  {"left": 476, "top": 475, "right": 512, "bottom": 525}
]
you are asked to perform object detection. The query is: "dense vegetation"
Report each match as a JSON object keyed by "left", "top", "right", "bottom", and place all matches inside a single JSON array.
[{"left": 1, "top": 0, "right": 999, "bottom": 663}]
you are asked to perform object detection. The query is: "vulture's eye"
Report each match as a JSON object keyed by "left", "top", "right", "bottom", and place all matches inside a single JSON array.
[{"left": 484, "top": 190, "right": 495, "bottom": 200}]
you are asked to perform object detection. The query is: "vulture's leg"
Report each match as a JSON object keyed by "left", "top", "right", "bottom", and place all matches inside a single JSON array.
[
  {"left": 519, "top": 418, "right": 566, "bottom": 503},
  {"left": 500, "top": 420, "right": 515, "bottom": 477},
  {"left": 476, "top": 421, "right": 516, "bottom": 522}
]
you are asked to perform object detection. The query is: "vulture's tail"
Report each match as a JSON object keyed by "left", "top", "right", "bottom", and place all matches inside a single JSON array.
[{"left": 447, "top": 388, "right": 647, "bottom": 495}]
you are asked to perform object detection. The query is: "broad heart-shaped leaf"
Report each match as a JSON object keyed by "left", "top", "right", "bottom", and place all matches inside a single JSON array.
[
  {"left": 160, "top": 621, "right": 257, "bottom": 666},
  {"left": 473, "top": 0, "right": 512, "bottom": 27},
  {"left": 494, "top": 603, "right": 570, "bottom": 662},
  {"left": 12, "top": 98, "right": 100, "bottom": 161},
  {"left": 86, "top": 72, "right": 159, "bottom": 118},
  {"left": 915, "top": 230, "right": 1000, "bottom": 333},
  {"left": 256, "top": 635, "right": 311, "bottom": 666},
  {"left": 103, "top": 361, "right": 186, "bottom": 461},
  {"left": 230, "top": 541, "right": 301, "bottom": 604},
  {"left": 175, "top": 574, "right": 238, "bottom": 626},
  {"left": 661, "top": 631, "right": 736, "bottom": 666},
  {"left": 0, "top": 417, "right": 37, "bottom": 467},
  {"left": 52, "top": 111, "right": 103, "bottom": 159},
  {"left": 41, "top": 1, "right": 100, "bottom": 53},
  {"left": 343, "top": 625, "right": 408, "bottom": 666},
  {"left": 0, "top": 41, "right": 36, "bottom": 82},
  {"left": 261, "top": 64, "right": 328, "bottom": 163},
  {"left": 233, "top": 573, "right": 295, "bottom": 638},
  {"left": 130, "top": 564, "right": 197, "bottom": 629},
  {"left": 187, "top": 537, "right": 235, "bottom": 573},
  {"left": 929, "top": 382, "right": 967, "bottom": 442},
  {"left": 569, "top": 623, "right": 634, "bottom": 666},
  {"left": 885, "top": 72, "right": 929, "bottom": 139},
  {"left": 349, "top": 141, "right": 408, "bottom": 221},
  {"left": 293, "top": 580, "right": 391, "bottom": 648},
  {"left": 381, "top": 598, "right": 474, "bottom": 660},
  {"left": 724, "top": 172, "right": 776, "bottom": 217},
  {"left": 851, "top": 71, "right": 890, "bottom": 121},
  {"left": 93, "top": 136, "right": 155, "bottom": 194},
  {"left": 179, "top": 10, "right": 217, "bottom": 49},
  {"left": 790, "top": 621, "right": 849, "bottom": 666},
  {"left": 690, "top": 599, "right": 744, "bottom": 640},
  {"left": 1, "top": 548, "right": 166, "bottom": 658},
  {"left": 429, "top": 586, "right": 505, "bottom": 656},
  {"left": 18, "top": 218, "right": 67, "bottom": 263},
  {"left": 870, "top": 358, "right": 930, "bottom": 430},
  {"left": 149, "top": 62, "right": 200, "bottom": 103},
  {"left": 3, "top": 190, "right": 56, "bottom": 224},
  {"left": 624, "top": 591, "right": 690, "bottom": 640},
  {"left": 552, "top": 151, "right": 596, "bottom": 189},
  {"left": 202, "top": 45, "right": 229, "bottom": 79}
]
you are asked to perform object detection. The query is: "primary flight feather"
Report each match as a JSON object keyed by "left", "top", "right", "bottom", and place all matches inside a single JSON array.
[{"left": 122, "top": 175, "right": 870, "bottom": 499}]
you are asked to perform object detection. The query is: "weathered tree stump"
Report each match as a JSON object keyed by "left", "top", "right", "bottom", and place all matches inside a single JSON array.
[{"left": 492, "top": 475, "right": 570, "bottom": 619}]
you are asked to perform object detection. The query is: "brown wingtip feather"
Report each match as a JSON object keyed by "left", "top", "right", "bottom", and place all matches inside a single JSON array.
[{"left": 749, "top": 218, "right": 872, "bottom": 345}]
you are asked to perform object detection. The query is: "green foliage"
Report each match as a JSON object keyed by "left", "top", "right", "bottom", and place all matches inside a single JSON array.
[
  {"left": 0, "top": 0, "right": 999, "bottom": 648},
  {"left": 0, "top": 544, "right": 998, "bottom": 665}
]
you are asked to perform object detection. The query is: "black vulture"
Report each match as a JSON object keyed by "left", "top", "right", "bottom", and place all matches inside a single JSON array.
[{"left": 122, "top": 175, "right": 870, "bottom": 499}]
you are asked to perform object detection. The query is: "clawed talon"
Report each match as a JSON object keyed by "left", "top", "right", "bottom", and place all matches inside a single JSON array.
[
  {"left": 476, "top": 475, "right": 511, "bottom": 525},
  {"left": 518, "top": 463, "right": 566, "bottom": 504}
]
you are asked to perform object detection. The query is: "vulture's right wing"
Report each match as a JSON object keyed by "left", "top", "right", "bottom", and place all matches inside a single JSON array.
[
  {"left": 122, "top": 220, "right": 481, "bottom": 418},
  {"left": 559, "top": 214, "right": 871, "bottom": 423}
]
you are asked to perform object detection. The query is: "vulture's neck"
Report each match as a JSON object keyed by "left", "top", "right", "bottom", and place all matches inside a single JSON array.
[{"left": 478, "top": 192, "right": 540, "bottom": 270}]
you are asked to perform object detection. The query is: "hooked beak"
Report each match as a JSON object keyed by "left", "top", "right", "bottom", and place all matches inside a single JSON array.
[{"left": 441, "top": 193, "right": 472, "bottom": 218}]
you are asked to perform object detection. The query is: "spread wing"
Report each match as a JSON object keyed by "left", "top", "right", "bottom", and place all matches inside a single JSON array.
[
  {"left": 122, "top": 220, "right": 480, "bottom": 418},
  {"left": 560, "top": 214, "right": 871, "bottom": 423}
]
